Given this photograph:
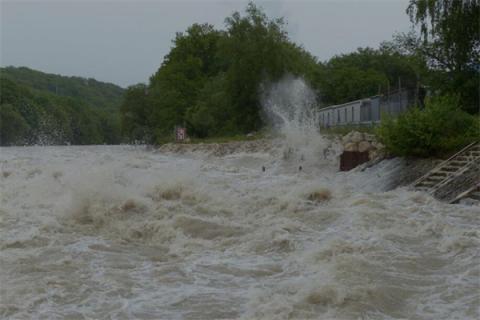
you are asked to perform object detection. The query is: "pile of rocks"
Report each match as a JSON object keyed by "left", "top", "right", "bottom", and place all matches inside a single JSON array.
[{"left": 341, "top": 131, "right": 385, "bottom": 160}]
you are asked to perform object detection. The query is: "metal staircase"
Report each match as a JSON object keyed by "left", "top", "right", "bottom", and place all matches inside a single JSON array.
[{"left": 412, "top": 142, "right": 480, "bottom": 201}]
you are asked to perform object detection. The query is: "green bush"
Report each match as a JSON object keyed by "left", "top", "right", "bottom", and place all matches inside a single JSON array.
[{"left": 377, "top": 95, "right": 479, "bottom": 157}]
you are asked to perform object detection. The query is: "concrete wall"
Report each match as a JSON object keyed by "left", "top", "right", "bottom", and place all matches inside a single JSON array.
[
  {"left": 319, "top": 100, "right": 363, "bottom": 127},
  {"left": 319, "top": 90, "right": 411, "bottom": 128}
]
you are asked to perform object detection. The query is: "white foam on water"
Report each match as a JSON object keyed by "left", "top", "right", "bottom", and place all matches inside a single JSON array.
[
  {"left": 1, "top": 143, "right": 478, "bottom": 319},
  {"left": 1, "top": 80, "right": 478, "bottom": 319}
]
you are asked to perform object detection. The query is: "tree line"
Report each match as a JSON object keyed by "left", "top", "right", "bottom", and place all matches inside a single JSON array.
[
  {"left": 0, "top": 67, "right": 123, "bottom": 145},
  {"left": 377, "top": 0, "right": 479, "bottom": 157},
  {"left": 120, "top": 2, "right": 478, "bottom": 144},
  {"left": 121, "top": 5, "right": 320, "bottom": 141},
  {"left": 1, "top": 1, "right": 477, "bottom": 150}
]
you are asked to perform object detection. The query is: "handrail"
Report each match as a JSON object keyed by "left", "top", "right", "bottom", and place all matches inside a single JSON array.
[
  {"left": 411, "top": 141, "right": 479, "bottom": 187},
  {"left": 428, "top": 163, "right": 475, "bottom": 194},
  {"left": 450, "top": 182, "right": 480, "bottom": 204}
]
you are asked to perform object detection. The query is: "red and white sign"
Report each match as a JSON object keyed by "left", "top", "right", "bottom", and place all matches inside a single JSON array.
[{"left": 175, "top": 127, "right": 186, "bottom": 141}]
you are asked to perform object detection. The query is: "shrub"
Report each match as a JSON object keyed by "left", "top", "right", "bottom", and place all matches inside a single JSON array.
[{"left": 377, "top": 95, "right": 479, "bottom": 157}]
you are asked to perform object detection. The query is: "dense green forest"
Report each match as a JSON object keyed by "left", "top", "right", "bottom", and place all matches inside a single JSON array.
[
  {"left": 121, "top": 5, "right": 320, "bottom": 141},
  {"left": 0, "top": 67, "right": 124, "bottom": 145},
  {"left": 1, "top": 66, "right": 124, "bottom": 111},
  {"left": 120, "top": 2, "right": 478, "bottom": 145}
]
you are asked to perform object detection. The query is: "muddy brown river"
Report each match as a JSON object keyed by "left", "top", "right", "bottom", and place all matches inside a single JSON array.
[{"left": 0, "top": 142, "right": 478, "bottom": 319}]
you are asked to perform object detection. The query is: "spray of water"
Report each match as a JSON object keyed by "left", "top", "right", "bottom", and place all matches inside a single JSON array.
[{"left": 261, "top": 75, "right": 338, "bottom": 168}]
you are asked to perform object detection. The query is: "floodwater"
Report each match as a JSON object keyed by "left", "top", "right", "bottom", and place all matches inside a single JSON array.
[{"left": 0, "top": 141, "right": 478, "bottom": 320}]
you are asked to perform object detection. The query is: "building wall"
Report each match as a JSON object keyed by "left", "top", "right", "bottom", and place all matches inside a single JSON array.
[{"left": 319, "top": 90, "right": 411, "bottom": 128}]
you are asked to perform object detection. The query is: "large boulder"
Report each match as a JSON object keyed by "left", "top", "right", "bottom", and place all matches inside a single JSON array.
[
  {"left": 342, "top": 134, "right": 351, "bottom": 145},
  {"left": 364, "top": 133, "right": 376, "bottom": 142},
  {"left": 369, "top": 148, "right": 386, "bottom": 160},
  {"left": 368, "top": 149, "right": 379, "bottom": 160},
  {"left": 344, "top": 142, "right": 358, "bottom": 152},
  {"left": 350, "top": 131, "right": 364, "bottom": 143},
  {"left": 358, "top": 141, "right": 373, "bottom": 153},
  {"left": 372, "top": 140, "right": 385, "bottom": 150},
  {"left": 342, "top": 131, "right": 357, "bottom": 144}
]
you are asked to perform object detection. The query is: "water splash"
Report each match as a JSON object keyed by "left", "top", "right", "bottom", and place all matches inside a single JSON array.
[{"left": 261, "top": 75, "right": 338, "bottom": 168}]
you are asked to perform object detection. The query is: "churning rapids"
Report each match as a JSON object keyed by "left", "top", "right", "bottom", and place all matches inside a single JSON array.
[
  {"left": 1, "top": 80, "right": 479, "bottom": 319},
  {"left": 0, "top": 141, "right": 479, "bottom": 319},
  {"left": 1, "top": 142, "right": 478, "bottom": 320}
]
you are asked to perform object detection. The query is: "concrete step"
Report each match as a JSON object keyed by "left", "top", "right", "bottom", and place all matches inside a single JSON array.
[
  {"left": 469, "top": 192, "right": 480, "bottom": 201},
  {"left": 416, "top": 182, "right": 433, "bottom": 187},
  {"left": 416, "top": 187, "right": 431, "bottom": 192},
  {"left": 449, "top": 161, "right": 468, "bottom": 167},
  {"left": 433, "top": 170, "right": 449, "bottom": 175},
  {"left": 420, "top": 180, "right": 439, "bottom": 187},
  {"left": 446, "top": 162, "right": 464, "bottom": 166},
  {"left": 442, "top": 167, "right": 459, "bottom": 172},
  {"left": 444, "top": 164, "right": 463, "bottom": 169},
  {"left": 430, "top": 172, "right": 448, "bottom": 177},
  {"left": 417, "top": 182, "right": 437, "bottom": 188},
  {"left": 452, "top": 151, "right": 480, "bottom": 161},
  {"left": 455, "top": 156, "right": 469, "bottom": 161},
  {"left": 425, "top": 176, "right": 445, "bottom": 182}
]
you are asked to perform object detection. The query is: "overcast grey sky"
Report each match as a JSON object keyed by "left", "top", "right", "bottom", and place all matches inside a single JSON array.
[{"left": 1, "top": 0, "right": 411, "bottom": 88}]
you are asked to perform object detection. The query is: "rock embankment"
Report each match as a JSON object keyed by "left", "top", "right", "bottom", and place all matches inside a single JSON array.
[
  {"left": 341, "top": 131, "right": 385, "bottom": 161},
  {"left": 157, "top": 139, "right": 281, "bottom": 157},
  {"left": 339, "top": 131, "right": 444, "bottom": 191}
]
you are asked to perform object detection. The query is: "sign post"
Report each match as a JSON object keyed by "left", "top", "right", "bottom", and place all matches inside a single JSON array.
[{"left": 175, "top": 126, "right": 187, "bottom": 142}]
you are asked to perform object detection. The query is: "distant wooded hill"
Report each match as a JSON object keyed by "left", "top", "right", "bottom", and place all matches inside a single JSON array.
[
  {"left": 0, "top": 66, "right": 124, "bottom": 145},
  {"left": 1, "top": 66, "right": 124, "bottom": 111}
]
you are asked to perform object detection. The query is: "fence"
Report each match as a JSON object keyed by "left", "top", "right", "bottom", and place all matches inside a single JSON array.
[{"left": 319, "top": 90, "right": 412, "bottom": 128}]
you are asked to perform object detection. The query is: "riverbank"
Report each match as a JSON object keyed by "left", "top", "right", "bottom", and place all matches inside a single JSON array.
[
  {"left": 158, "top": 138, "right": 281, "bottom": 157},
  {"left": 158, "top": 133, "right": 442, "bottom": 191}
]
